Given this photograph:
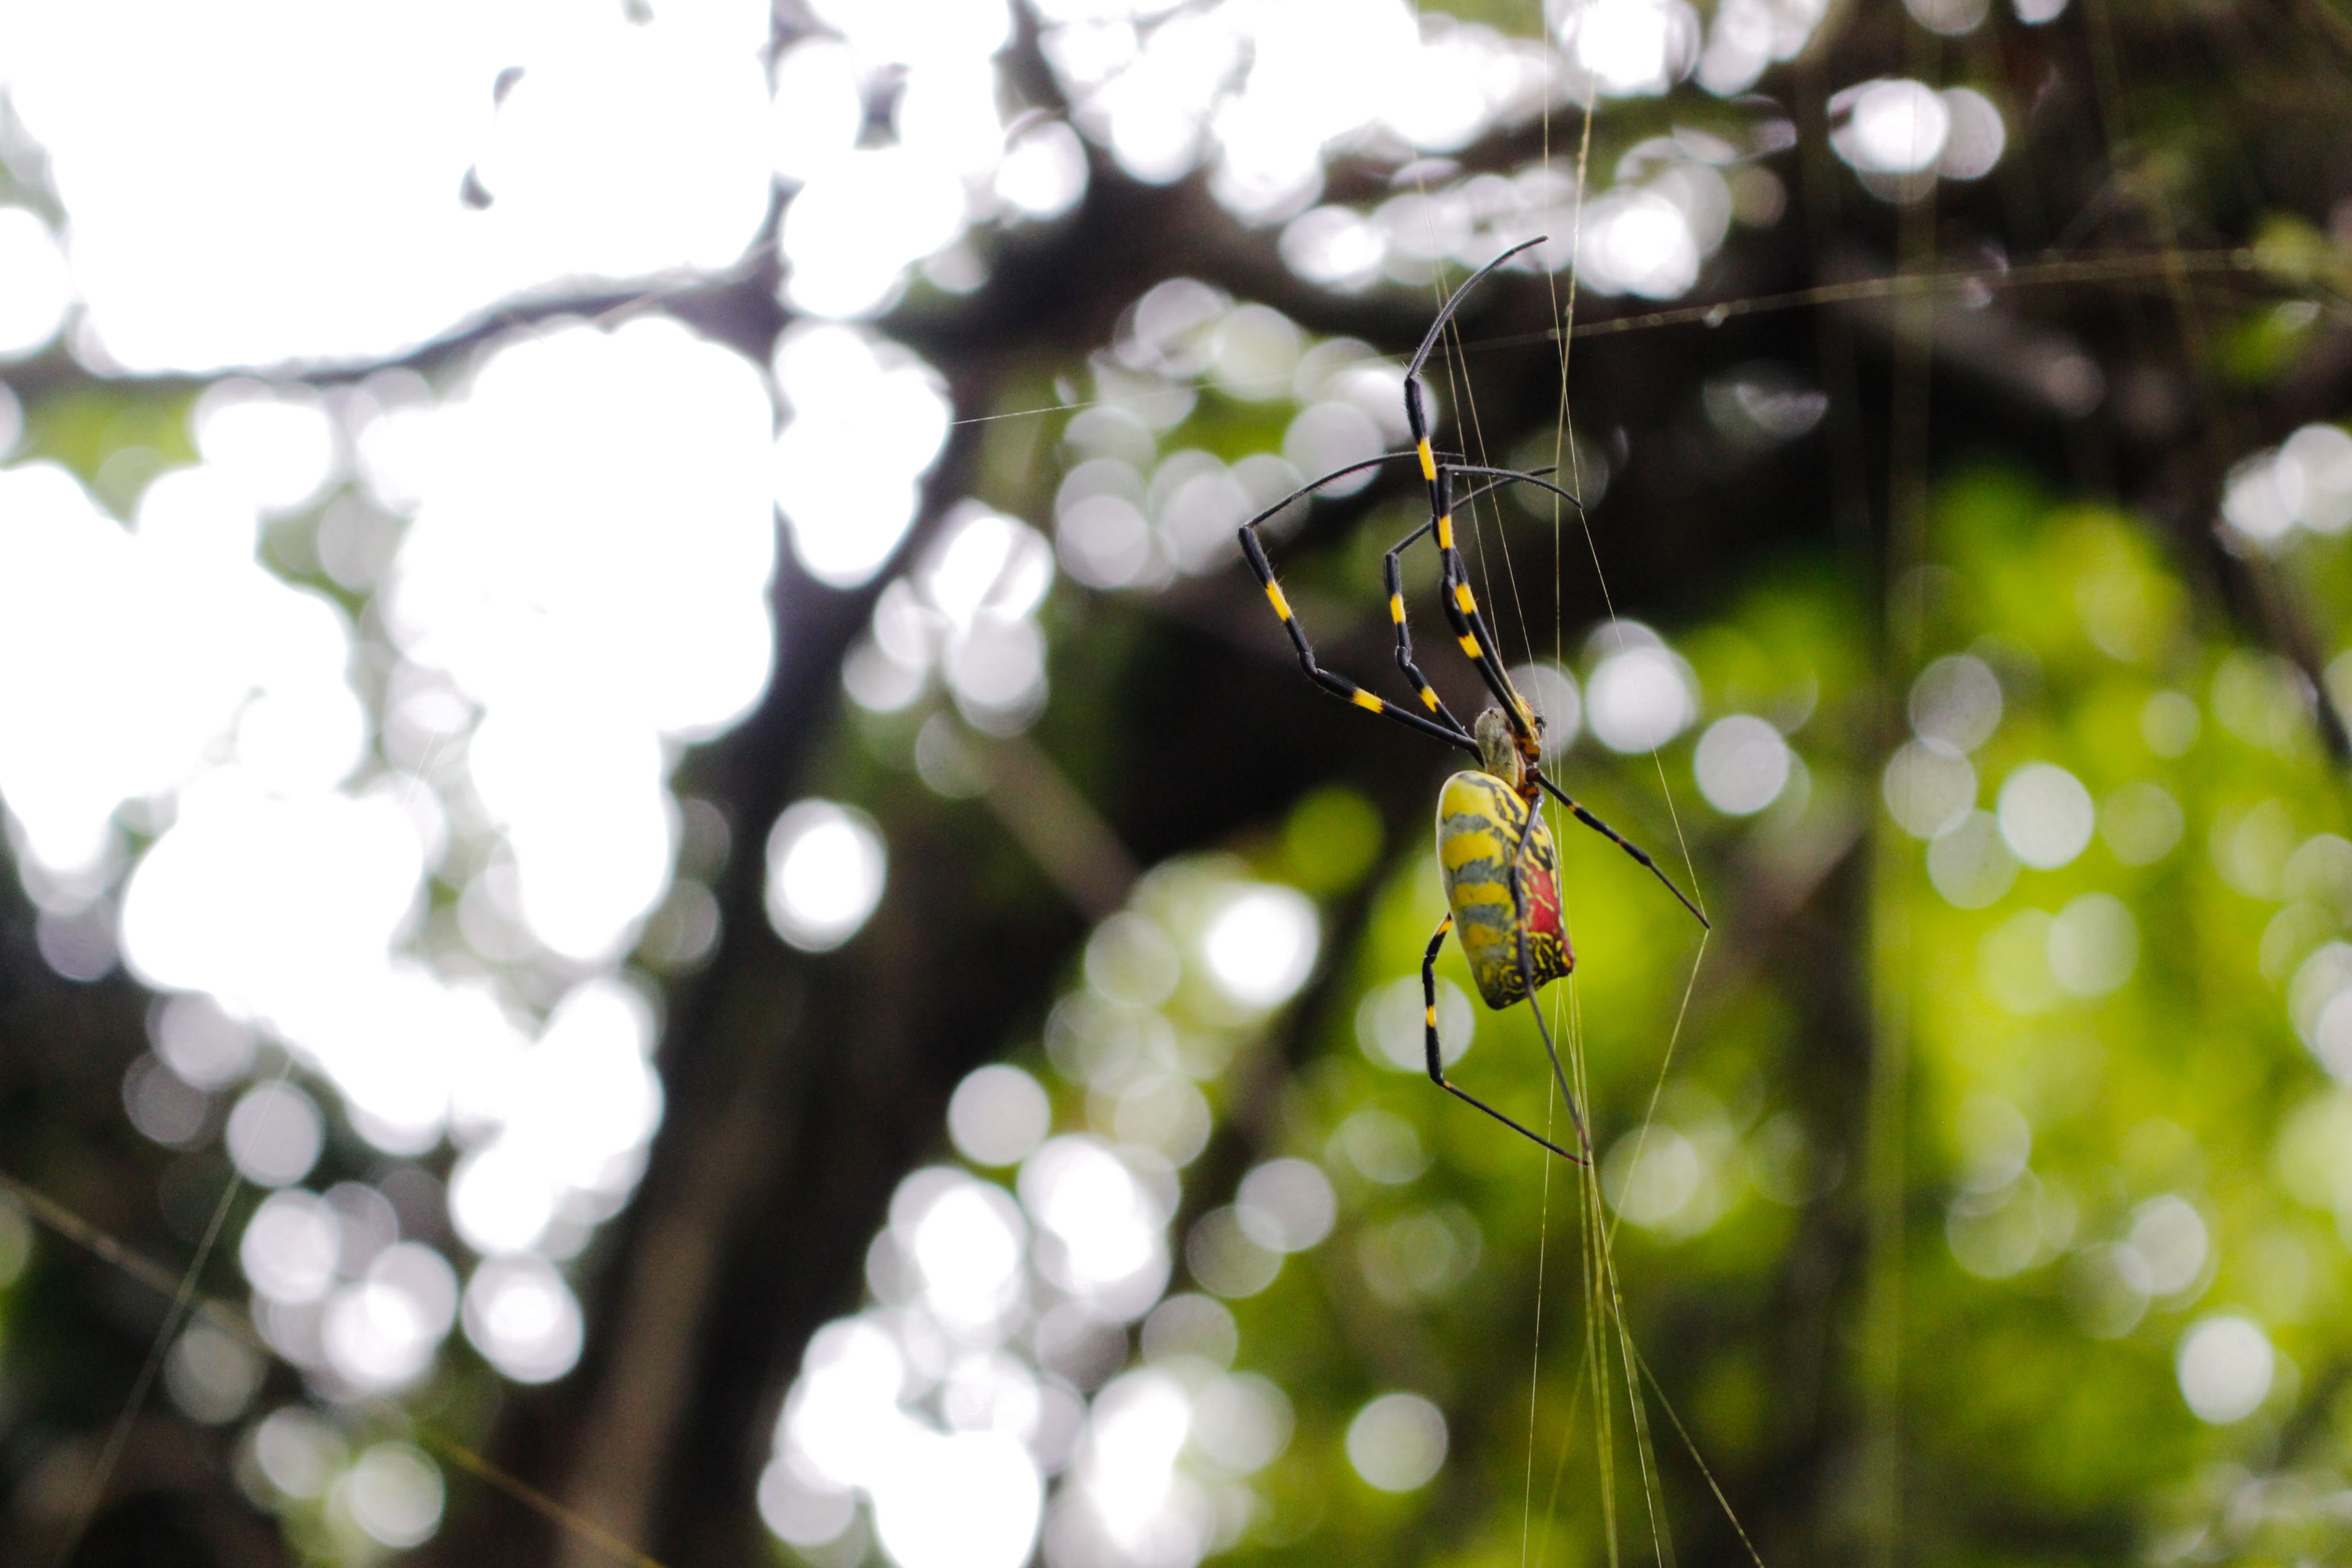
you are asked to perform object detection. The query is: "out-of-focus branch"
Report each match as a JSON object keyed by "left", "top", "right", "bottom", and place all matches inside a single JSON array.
[{"left": 978, "top": 732, "right": 1141, "bottom": 922}]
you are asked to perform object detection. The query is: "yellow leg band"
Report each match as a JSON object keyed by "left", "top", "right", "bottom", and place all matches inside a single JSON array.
[
  {"left": 1458, "top": 634, "right": 1483, "bottom": 658},
  {"left": 1417, "top": 439, "right": 1435, "bottom": 481},
  {"left": 1389, "top": 593, "right": 1405, "bottom": 624},
  {"left": 1453, "top": 582, "right": 1476, "bottom": 614},
  {"left": 1350, "top": 689, "right": 1384, "bottom": 714},
  {"left": 1436, "top": 514, "right": 1453, "bottom": 549},
  {"left": 1264, "top": 581, "right": 1292, "bottom": 620}
]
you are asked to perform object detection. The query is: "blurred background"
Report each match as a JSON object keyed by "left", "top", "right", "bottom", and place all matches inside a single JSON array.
[{"left": 1, "top": 0, "right": 2349, "bottom": 1564}]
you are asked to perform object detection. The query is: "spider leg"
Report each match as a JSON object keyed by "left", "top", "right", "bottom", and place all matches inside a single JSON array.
[
  {"left": 1405, "top": 236, "right": 1550, "bottom": 383},
  {"left": 1533, "top": 770, "right": 1710, "bottom": 929},
  {"left": 1404, "top": 322, "right": 1614, "bottom": 764},
  {"left": 1378, "top": 467, "right": 1566, "bottom": 733},
  {"left": 1445, "top": 464, "right": 1590, "bottom": 516},
  {"left": 1399, "top": 237, "right": 1548, "bottom": 522},
  {"left": 1237, "top": 523, "right": 1476, "bottom": 753},
  {"left": 1386, "top": 245, "right": 1577, "bottom": 760},
  {"left": 1506, "top": 797, "right": 1592, "bottom": 1157},
  {"left": 1422, "top": 464, "right": 1549, "bottom": 745},
  {"left": 1239, "top": 450, "right": 1450, "bottom": 540},
  {"left": 1421, "top": 915, "right": 1581, "bottom": 1162},
  {"left": 1379, "top": 522, "right": 1459, "bottom": 727}
]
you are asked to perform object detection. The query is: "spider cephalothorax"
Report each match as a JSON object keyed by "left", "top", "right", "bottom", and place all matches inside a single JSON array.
[{"left": 1472, "top": 705, "right": 1530, "bottom": 796}]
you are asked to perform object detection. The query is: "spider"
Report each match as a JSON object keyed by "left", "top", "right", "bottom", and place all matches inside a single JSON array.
[{"left": 1235, "top": 238, "right": 1708, "bottom": 1162}]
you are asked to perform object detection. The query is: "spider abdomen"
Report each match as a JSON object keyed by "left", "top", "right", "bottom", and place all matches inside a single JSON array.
[{"left": 1436, "top": 772, "right": 1573, "bottom": 1011}]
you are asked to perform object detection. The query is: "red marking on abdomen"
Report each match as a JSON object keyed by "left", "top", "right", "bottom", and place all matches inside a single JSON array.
[{"left": 1527, "top": 863, "right": 1562, "bottom": 936}]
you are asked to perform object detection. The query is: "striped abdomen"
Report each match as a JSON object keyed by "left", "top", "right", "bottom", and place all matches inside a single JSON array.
[{"left": 1436, "top": 772, "right": 1573, "bottom": 1010}]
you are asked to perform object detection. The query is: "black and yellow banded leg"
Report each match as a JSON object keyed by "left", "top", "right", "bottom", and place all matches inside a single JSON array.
[
  {"left": 1421, "top": 915, "right": 1583, "bottom": 1163},
  {"left": 1379, "top": 526, "right": 1463, "bottom": 731},
  {"left": 1374, "top": 466, "right": 1559, "bottom": 734},
  {"left": 1427, "top": 489, "right": 1546, "bottom": 746},
  {"left": 1237, "top": 525, "right": 1476, "bottom": 753},
  {"left": 1533, "top": 771, "right": 1710, "bottom": 929},
  {"left": 1397, "top": 237, "right": 1552, "bottom": 520},
  {"left": 1427, "top": 466, "right": 1597, "bottom": 733}
]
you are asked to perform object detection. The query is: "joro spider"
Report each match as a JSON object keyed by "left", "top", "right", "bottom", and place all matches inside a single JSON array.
[{"left": 1235, "top": 237, "right": 1708, "bottom": 1162}]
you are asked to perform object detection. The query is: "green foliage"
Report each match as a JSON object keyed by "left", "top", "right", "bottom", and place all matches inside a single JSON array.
[
  {"left": 2219, "top": 301, "right": 2326, "bottom": 386},
  {"left": 20, "top": 383, "right": 198, "bottom": 504},
  {"left": 1277, "top": 787, "right": 1386, "bottom": 896}
]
